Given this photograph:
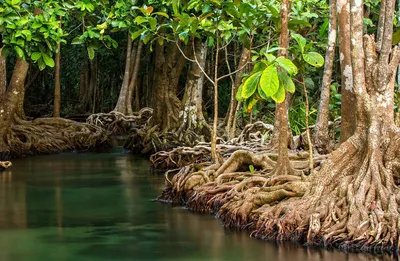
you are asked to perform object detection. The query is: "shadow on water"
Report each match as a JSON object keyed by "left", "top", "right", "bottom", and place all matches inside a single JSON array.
[{"left": 0, "top": 148, "right": 397, "bottom": 261}]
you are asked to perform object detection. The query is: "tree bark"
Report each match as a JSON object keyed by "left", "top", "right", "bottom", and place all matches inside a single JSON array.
[
  {"left": 150, "top": 42, "right": 186, "bottom": 132},
  {"left": 225, "top": 47, "right": 250, "bottom": 140},
  {"left": 0, "top": 47, "right": 6, "bottom": 99},
  {"left": 126, "top": 41, "right": 143, "bottom": 115},
  {"left": 177, "top": 41, "right": 211, "bottom": 142},
  {"left": 313, "top": 0, "right": 337, "bottom": 154},
  {"left": 0, "top": 59, "right": 29, "bottom": 158},
  {"left": 53, "top": 41, "right": 61, "bottom": 117},
  {"left": 338, "top": 0, "right": 356, "bottom": 143},
  {"left": 113, "top": 33, "right": 134, "bottom": 114}
]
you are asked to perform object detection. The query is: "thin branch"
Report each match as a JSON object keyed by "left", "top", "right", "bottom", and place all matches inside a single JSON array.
[
  {"left": 218, "top": 34, "right": 236, "bottom": 51},
  {"left": 217, "top": 60, "right": 250, "bottom": 82},
  {"left": 224, "top": 46, "right": 235, "bottom": 87}
]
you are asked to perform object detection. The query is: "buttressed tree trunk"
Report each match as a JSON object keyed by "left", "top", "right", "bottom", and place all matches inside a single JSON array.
[
  {"left": 0, "top": 58, "right": 29, "bottom": 159},
  {"left": 177, "top": 40, "right": 211, "bottom": 143},
  {"left": 338, "top": 0, "right": 356, "bottom": 143},
  {"left": 113, "top": 33, "right": 134, "bottom": 114},
  {"left": 126, "top": 41, "right": 143, "bottom": 115},
  {"left": 313, "top": 0, "right": 337, "bottom": 154},
  {"left": 150, "top": 42, "right": 186, "bottom": 132}
]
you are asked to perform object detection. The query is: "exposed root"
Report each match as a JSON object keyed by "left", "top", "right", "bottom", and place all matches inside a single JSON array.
[
  {"left": 6, "top": 116, "right": 112, "bottom": 157},
  {"left": 86, "top": 107, "right": 153, "bottom": 136},
  {"left": 0, "top": 161, "right": 12, "bottom": 171}
]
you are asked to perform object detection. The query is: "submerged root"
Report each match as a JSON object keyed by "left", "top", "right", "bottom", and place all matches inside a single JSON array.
[
  {"left": 6, "top": 117, "right": 112, "bottom": 157},
  {"left": 0, "top": 161, "right": 12, "bottom": 171}
]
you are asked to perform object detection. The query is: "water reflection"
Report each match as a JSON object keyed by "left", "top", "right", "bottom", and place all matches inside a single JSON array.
[{"left": 0, "top": 150, "right": 396, "bottom": 261}]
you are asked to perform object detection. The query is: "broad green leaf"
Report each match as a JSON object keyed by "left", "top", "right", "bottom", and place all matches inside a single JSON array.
[
  {"left": 276, "top": 57, "right": 298, "bottom": 76},
  {"left": 303, "top": 52, "right": 324, "bottom": 67},
  {"left": 32, "top": 21, "right": 42, "bottom": 29},
  {"left": 87, "top": 46, "right": 95, "bottom": 60},
  {"left": 135, "top": 16, "right": 147, "bottom": 25},
  {"left": 153, "top": 12, "right": 169, "bottom": 18},
  {"left": 292, "top": 33, "right": 306, "bottom": 53},
  {"left": 260, "top": 66, "right": 279, "bottom": 96},
  {"left": 131, "top": 29, "right": 144, "bottom": 40},
  {"left": 14, "top": 46, "right": 24, "bottom": 58},
  {"left": 278, "top": 72, "right": 295, "bottom": 93},
  {"left": 257, "top": 85, "right": 268, "bottom": 99},
  {"left": 241, "top": 71, "right": 262, "bottom": 99},
  {"left": 244, "top": 96, "right": 258, "bottom": 113},
  {"left": 172, "top": 0, "right": 180, "bottom": 14},
  {"left": 31, "top": 52, "right": 41, "bottom": 61},
  {"left": 148, "top": 17, "right": 157, "bottom": 30},
  {"left": 38, "top": 58, "right": 46, "bottom": 71},
  {"left": 71, "top": 37, "right": 84, "bottom": 44},
  {"left": 236, "top": 84, "right": 244, "bottom": 102},
  {"left": 42, "top": 53, "right": 55, "bottom": 67},
  {"left": 272, "top": 85, "right": 285, "bottom": 103}
]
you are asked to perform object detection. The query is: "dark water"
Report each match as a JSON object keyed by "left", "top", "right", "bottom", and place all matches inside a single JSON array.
[{"left": 0, "top": 149, "right": 391, "bottom": 261}]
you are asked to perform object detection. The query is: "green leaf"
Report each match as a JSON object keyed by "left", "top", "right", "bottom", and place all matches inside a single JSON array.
[
  {"left": 38, "top": 58, "right": 46, "bottom": 71},
  {"left": 278, "top": 72, "right": 295, "bottom": 93},
  {"left": 131, "top": 29, "right": 144, "bottom": 41},
  {"left": 272, "top": 85, "right": 285, "bottom": 103},
  {"left": 236, "top": 84, "right": 244, "bottom": 102},
  {"left": 241, "top": 71, "right": 262, "bottom": 99},
  {"left": 257, "top": 85, "right": 268, "bottom": 99},
  {"left": 276, "top": 57, "right": 298, "bottom": 76},
  {"left": 249, "top": 165, "right": 254, "bottom": 173},
  {"left": 87, "top": 46, "right": 95, "bottom": 60},
  {"left": 303, "top": 52, "right": 324, "bottom": 67},
  {"left": 31, "top": 52, "right": 41, "bottom": 61},
  {"left": 259, "top": 66, "right": 279, "bottom": 96},
  {"left": 71, "top": 37, "right": 84, "bottom": 45},
  {"left": 42, "top": 53, "right": 55, "bottom": 67},
  {"left": 14, "top": 46, "right": 24, "bottom": 58},
  {"left": 234, "top": 0, "right": 241, "bottom": 7},
  {"left": 32, "top": 21, "right": 42, "bottom": 29},
  {"left": 153, "top": 12, "right": 169, "bottom": 18},
  {"left": 292, "top": 33, "right": 306, "bottom": 53},
  {"left": 393, "top": 28, "right": 400, "bottom": 45},
  {"left": 148, "top": 17, "right": 157, "bottom": 30},
  {"left": 244, "top": 96, "right": 258, "bottom": 113},
  {"left": 135, "top": 16, "right": 147, "bottom": 25}
]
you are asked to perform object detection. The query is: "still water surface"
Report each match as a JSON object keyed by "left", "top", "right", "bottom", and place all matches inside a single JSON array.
[{"left": 0, "top": 149, "right": 392, "bottom": 260}]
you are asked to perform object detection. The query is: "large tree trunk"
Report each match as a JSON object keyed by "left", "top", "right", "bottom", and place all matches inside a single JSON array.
[
  {"left": 0, "top": 59, "right": 29, "bottom": 159},
  {"left": 113, "top": 34, "right": 135, "bottom": 115},
  {"left": 150, "top": 42, "right": 186, "bottom": 132},
  {"left": 225, "top": 47, "right": 250, "bottom": 140},
  {"left": 313, "top": 0, "right": 337, "bottom": 154},
  {"left": 0, "top": 47, "right": 6, "bottom": 99},
  {"left": 177, "top": 41, "right": 211, "bottom": 143},
  {"left": 126, "top": 41, "right": 143, "bottom": 115},
  {"left": 338, "top": 0, "right": 356, "bottom": 143}
]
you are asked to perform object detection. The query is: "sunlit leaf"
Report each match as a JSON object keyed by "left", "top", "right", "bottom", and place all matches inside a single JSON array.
[
  {"left": 278, "top": 72, "right": 295, "bottom": 93},
  {"left": 241, "top": 71, "right": 262, "bottom": 99},
  {"left": 303, "top": 52, "right": 324, "bottom": 67},
  {"left": 276, "top": 57, "right": 298, "bottom": 76},
  {"left": 272, "top": 85, "right": 285, "bottom": 103},
  {"left": 260, "top": 65, "right": 279, "bottom": 96}
]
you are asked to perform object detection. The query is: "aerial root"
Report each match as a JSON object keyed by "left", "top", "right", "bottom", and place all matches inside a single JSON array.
[
  {"left": 86, "top": 108, "right": 153, "bottom": 135},
  {"left": 7, "top": 117, "right": 111, "bottom": 157}
]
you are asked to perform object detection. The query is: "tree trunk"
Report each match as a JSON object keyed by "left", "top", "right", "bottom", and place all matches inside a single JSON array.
[
  {"left": 271, "top": 0, "right": 293, "bottom": 175},
  {"left": 150, "top": 42, "right": 186, "bottom": 132},
  {"left": 177, "top": 41, "right": 211, "bottom": 142},
  {"left": 225, "top": 47, "right": 250, "bottom": 140},
  {"left": 338, "top": 0, "right": 356, "bottom": 143},
  {"left": 0, "top": 59, "right": 29, "bottom": 158},
  {"left": 126, "top": 41, "right": 143, "bottom": 115},
  {"left": 313, "top": 0, "right": 337, "bottom": 154},
  {"left": 0, "top": 47, "right": 6, "bottom": 99},
  {"left": 113, "top": 33, "right": 134, "bottom": 114},
  {"left": 54, "top": 41, "right": 61, "bottom": 117}
]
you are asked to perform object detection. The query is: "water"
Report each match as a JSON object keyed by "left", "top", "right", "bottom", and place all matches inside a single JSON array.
[{"left": 0, "top": 149, "right": 390, "bottom": 261}]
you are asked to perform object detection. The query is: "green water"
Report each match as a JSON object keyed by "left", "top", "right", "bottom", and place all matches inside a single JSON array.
[{"left": 0, "top": 149, "right": 385, "bottom": 260}]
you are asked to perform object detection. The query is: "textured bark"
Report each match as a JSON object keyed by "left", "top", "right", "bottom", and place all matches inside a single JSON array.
[
  {"left": 150, "top": 42, "right": 186, "bottom": 132},
  {"left": 177, "top": 41, "right": 211, "bottom": 142},
  {"left": 0, "top": 47, "right": 6, "bottom": 98},
  {"left": 273, "top": 0, "right": 293, "bottom": 175},
  {"left": 313, "top": 0, "right": 337, "bottom": 154},
  {"left": 225, "top": 47, "right": 250, "bottom": 140},
  {"left": 0, "top": 59, "right": 29, "bottom": 157},
  {"left": 113, "top": 34, "right": 134, "bottom": 114},
  {"left": 126, "top": 41, "right": 143, "bottom": 115},
  {"left": 338, "top": 0, "right": 356, "bottom": 143},
  {"left": 54, "top": 41, "right": 61, "bottom": 117}
]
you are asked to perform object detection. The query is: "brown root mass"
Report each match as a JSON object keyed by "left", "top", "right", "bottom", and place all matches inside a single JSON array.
[
  {"left": 86, "top": 107, "right": 153, "bottom": 136},
  {"left": 158, "top": 130, "right": 400, "bottom": 253},
  {"left": 6, "top": 117, "right": 112, "bottom": 158}
]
